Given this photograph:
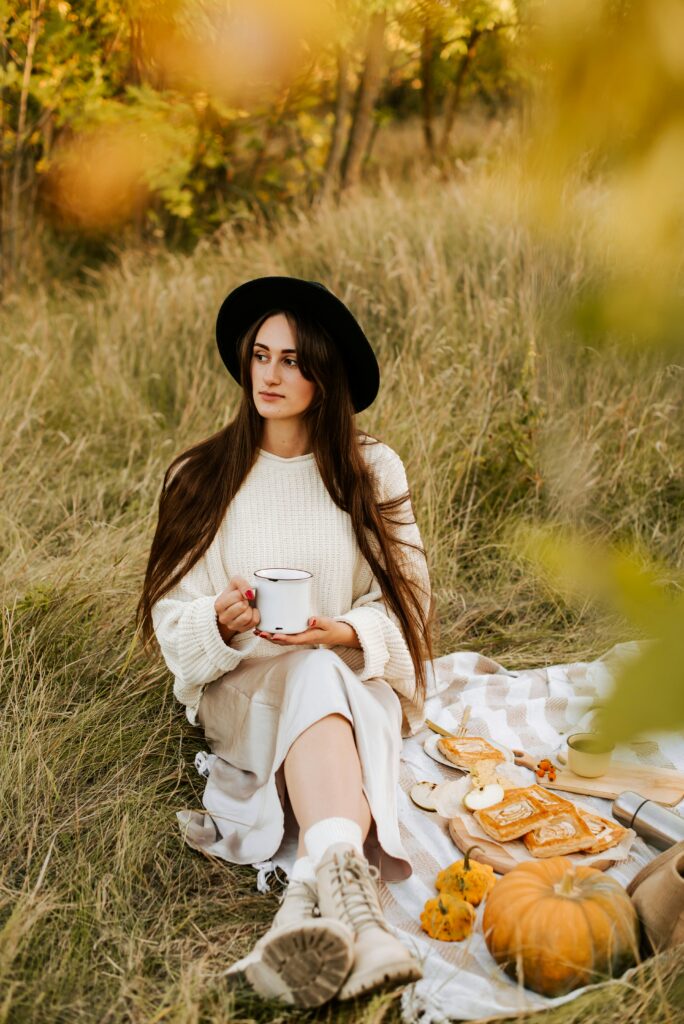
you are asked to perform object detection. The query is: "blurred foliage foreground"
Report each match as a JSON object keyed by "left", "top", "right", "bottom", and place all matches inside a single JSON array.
[
  {"left": 1, "top": 142, "right": 683, "bottom": 1018},
  {"left": 504, "top": 0, "right": 684, "bottom": 744}
]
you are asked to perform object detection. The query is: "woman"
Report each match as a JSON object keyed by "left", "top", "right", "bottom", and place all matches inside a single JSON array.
[{"left": 137, "top": 276, "right": 436, "bottom": 1007}]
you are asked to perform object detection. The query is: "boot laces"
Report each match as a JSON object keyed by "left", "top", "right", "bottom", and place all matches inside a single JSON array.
[
  {"left": 280, "top": 877, "right": 318, "bottom": 908},
  {"left": 329, "top": 850, "right": 387, "bottom": 933}
]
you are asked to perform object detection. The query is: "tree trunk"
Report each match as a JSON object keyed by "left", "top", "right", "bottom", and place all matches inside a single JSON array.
[
  {"left": 6, "top": 0, "right": 45, "bottom": 289},
  {"left": 340, "top": 9, "right": 387, "bottom": 193},
  {"left": 363, "top": 112, "right": 382, "bottom": 170},
  {"left": 439, "top": 28, "right": 481, "bottom": 155},
  {"left": 127, "top": 17, "right": 146, "bottom": 86},
  {"left": 420, "top": 23, "right": 442, "bottom": 158},
  {"left": 315, "top": 44, "right": 353, "bottom": 207}
]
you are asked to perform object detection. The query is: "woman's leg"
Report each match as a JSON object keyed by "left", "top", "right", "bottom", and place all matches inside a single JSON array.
[
  {"left": 283, "top": 711, "right": 422, "bottom": 1000},
  {"left": 283, "top": 712, "right": 372, "bottom": 855},
  {"left": 242, "top": 711, "right": 362, "bottom": 1006}
]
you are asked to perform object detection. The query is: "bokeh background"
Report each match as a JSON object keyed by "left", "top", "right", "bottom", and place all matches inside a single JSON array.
[{"left": 2, "top": 2, "right": 683, "bottom": 1021}]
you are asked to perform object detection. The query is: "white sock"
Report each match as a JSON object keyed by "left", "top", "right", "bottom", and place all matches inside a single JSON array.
[
  {"left": 289, "top": 855, "right": 316, "bottom": 883},
  {"left": 304, "top": 817, "right": 364, "bottom": 866}
]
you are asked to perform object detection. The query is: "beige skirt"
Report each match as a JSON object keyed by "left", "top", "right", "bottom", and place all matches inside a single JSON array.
[{"left": 176, "top": 647, "right": 412, "bottom": 881}]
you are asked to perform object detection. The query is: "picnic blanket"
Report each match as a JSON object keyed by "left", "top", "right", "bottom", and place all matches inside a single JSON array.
[{"left": 257, "top": 639, "right": 684, "bottom": 1023}]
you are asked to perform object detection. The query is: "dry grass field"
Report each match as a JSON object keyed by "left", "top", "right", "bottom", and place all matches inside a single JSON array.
[{"left": 2, "top": 126, "right": 683, "bottom": 1022}]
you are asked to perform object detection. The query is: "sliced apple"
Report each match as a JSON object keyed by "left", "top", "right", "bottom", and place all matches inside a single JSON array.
[
  {"left": 410, "top": 780, "right": 439, "bottom": 811},
  {"left": 463, "top": 783, "right": 505, "bottom": 811}
]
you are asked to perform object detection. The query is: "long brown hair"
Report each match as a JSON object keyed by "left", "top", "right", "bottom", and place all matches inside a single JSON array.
[{"left": 136, "top": 306, "right": 436, "bottom": 707}]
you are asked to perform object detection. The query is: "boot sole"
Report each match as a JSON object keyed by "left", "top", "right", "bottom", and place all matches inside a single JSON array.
[
  {"left": 245, "top": 919, "right": 354, "bottom": 1008},
  {"left": 338, "top": 957, "right": 423, "bottom": 1000}
]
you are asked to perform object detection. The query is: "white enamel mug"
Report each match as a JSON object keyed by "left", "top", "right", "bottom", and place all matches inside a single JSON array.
[{"left": 252, "top": 567, "right": 313, "bottom": 634}]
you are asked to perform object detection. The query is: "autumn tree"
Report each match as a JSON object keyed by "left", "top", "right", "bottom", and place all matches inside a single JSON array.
[{"left": 1, "top": 0, "right": 525, "bottom": 287}]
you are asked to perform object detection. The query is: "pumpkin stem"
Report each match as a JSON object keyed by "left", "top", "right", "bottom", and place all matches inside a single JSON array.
[
  {"left": 557, "top": 867, "right": 577, "bottom": 897},
  {"left": 464, "top": 845, "right": 483, "bottom": 871}
]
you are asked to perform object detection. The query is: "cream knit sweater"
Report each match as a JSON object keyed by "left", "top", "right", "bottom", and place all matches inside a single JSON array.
[{"left": 151, "top": 436, "right": 432, "bottom": 736}]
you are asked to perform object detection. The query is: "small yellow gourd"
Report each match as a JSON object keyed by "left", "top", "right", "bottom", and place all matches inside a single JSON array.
[
  {"left": 420, "top": 893, "right": 476, "bottom": 941},
  {"left": 436, "top": 845, "right": 496, "bottom": 907}
]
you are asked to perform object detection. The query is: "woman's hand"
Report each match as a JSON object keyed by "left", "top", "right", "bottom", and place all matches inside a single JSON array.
[
  {"left": 215, "top": 576, "right": 260, "bottom": 644},
  {"left": 254, "top": 616, "right": 361, "bottom": 649}
]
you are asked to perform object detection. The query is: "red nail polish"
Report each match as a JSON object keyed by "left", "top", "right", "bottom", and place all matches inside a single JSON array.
[{"left": 246, "top": 589, "right": 255, "bottom": 600}]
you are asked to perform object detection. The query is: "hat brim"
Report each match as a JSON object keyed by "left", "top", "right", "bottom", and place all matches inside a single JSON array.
[{"left": 216, "top": 276, "right": 379, "bottom": 413}]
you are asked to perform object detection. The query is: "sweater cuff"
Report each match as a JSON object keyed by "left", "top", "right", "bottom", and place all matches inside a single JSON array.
[
  {"left": 182, "top": 594, "right": 259, "bottom": 678},
  {"left": 333, "top": 608, "right": 388, "bottom": 680}
]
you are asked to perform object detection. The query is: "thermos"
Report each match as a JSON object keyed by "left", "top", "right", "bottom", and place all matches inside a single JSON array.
[{"left": 612, "top": 791, "right": 684, "bottom": 850}]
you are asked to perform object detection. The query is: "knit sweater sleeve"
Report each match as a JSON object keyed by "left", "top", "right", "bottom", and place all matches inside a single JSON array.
[
  {"left": 151, "top": 545, "right": 259, "bottom": 723},
  {"left": 332, "top": 444, "right": 431, "bottom": 733}
]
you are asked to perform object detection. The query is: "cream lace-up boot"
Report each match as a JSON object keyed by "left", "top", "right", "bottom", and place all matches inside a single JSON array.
[
  {"left": 242, "top": 878, "right": 355, "bottom": 1007},
  {"left": 315, "top": 843, "right": 423, "bottom": 999}
]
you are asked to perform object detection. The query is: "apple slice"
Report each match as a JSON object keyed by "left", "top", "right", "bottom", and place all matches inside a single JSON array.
[
  {"left": 463, "top": 783, "right": 505, "bottom": 811},
  {"left": 410, "top": 781, "right": 439, "bottom": 811}
]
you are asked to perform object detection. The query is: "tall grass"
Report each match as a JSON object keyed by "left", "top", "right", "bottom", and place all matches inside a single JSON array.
[{"left": 1, "top": 131, "right": 682, "bottom": 1022}]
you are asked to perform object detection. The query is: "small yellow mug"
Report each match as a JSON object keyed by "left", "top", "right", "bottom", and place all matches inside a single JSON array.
[{"left": 560, "top": 732, "right": 615, "bottom": 779}]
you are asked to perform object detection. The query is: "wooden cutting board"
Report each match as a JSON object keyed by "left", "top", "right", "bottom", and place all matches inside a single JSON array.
[
  {"left": 540, "top": 761, "right": 684, "bottom": 805},
  {"left": 448, "top": 818, "right": 616, "bottom": 873},
  {"left": 511, "top": 749, "right": 684, "bottom": 805}
]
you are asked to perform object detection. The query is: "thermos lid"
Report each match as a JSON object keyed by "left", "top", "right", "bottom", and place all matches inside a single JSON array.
[{"left": 612, "top": 790, "right": 650, "bottom": 828}]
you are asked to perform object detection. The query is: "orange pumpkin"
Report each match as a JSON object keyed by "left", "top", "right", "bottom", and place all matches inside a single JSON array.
[{"left": 483, "top": 857, "right": 639, "bottom": 997}]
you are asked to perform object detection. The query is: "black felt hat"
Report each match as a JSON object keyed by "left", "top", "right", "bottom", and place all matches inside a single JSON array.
[{"left": 215, "top": 275, "right": 380, "bottom": 413}]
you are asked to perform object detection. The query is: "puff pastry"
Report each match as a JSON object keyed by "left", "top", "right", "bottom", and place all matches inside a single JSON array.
[
  {"left": 578, "top": 811, "right": 628, "bottom": 854},
  {"left": 526, "top": 784, "right": 574, "bottom": 812},
  {"left": 523, "top": 807, "right": 596, "bottom": 858},
  {"left": 473, "top": 788, "right": 548, "bottom": 841},
  {"left": 437, "top": 736, "right": 506, "bottom": 770}
]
